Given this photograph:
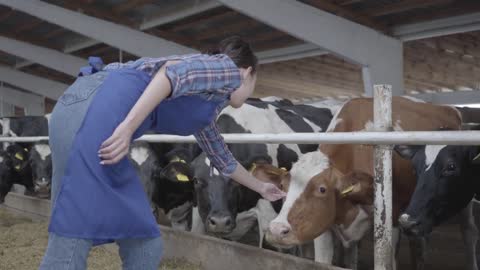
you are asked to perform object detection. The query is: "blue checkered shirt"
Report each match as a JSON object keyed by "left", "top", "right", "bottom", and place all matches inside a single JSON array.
[{"left": 104, "top": 54, "right": 242, "bottom": 176}]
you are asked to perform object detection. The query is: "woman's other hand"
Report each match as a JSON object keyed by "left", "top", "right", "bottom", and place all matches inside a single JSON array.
[{"left": 98, "top": 122, "right": 134, "bottom": 165}]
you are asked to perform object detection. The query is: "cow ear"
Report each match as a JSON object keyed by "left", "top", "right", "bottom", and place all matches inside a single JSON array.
[
  {"left": 337, "top": 171, "right": 373, "bottom": 205},
  {"left": 394, "top": 145, "right": 422, "bottom": 160},
  {"left": 251, "top": 164, "right": 289, "bottom": 189}
]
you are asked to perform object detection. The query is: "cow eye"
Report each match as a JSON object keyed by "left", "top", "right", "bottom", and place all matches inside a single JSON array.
[
  {"left": 446, "top": 163, "right": 456, "bottom": 171},
  {"left": 319, "top": 186, "right": 326, "bottom": 194}
]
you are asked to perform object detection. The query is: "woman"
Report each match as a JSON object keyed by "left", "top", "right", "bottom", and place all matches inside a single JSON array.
[{"left": 40, "top": 36, "right": 285, "bottom": 270}]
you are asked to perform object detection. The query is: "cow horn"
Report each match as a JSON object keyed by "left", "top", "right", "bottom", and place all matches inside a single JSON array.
[{"left": 473, "top": 152, "right": 480, "bottom": 161}]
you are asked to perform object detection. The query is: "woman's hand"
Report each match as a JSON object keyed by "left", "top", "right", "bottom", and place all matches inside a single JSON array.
[
  {"left": 98, "top": 122, "right": 134, "bottom": 165},
  {"left": 259, "top": 182, "right": 286, "bottom": 202}
]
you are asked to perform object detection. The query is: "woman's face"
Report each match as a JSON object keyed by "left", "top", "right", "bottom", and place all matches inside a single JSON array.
[{"left": 229, "top": 67, "right": 257, "bottom": 108}]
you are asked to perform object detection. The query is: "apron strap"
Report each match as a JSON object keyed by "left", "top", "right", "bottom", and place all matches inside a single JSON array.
[{"left": 78, "top": 56, "right": 105, "bottom": 77}]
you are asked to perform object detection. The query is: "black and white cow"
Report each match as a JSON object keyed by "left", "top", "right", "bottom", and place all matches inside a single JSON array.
[
  {"left": 191, "top": 97, "right": 341, "bottom": 250},
  {"left": 129, "top": 141, "right": 199, "bottom": 230},
  {"left": 0, "top": 116, "right": 52, "bottom": 199},
  {"left": 395, "top": 144, "right": 480, "bottom": 270},
  {"left": 0, "top": 144, "right": 37, "bottom": 202}
]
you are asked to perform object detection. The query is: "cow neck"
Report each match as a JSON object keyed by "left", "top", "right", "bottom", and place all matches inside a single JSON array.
[{"left": 332, "top": 205, "right": 371, "bottom": 248}]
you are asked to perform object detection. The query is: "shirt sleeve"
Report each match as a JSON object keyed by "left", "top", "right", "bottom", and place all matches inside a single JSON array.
[
  {"left": 165, "top": 55, "right": 242, "bottom": 99},
  {"left": 194, "top": 121, "right": 238, "bottom": 176}
]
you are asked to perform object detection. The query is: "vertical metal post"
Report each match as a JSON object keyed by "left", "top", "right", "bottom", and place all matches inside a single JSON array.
[
  {"left": 373, "top": 84, "right": 393, "bottom": 270},
  {"left": 119, "top": 49, "right": 123, "bottom": 63}
]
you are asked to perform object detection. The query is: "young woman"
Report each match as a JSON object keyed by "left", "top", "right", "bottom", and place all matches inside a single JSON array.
[{"left": 39, "top": 36, "right": 285, "bottom": 269}]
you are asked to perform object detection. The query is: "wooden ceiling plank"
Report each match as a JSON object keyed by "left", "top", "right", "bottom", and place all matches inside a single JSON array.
[
  {"left": 302, "top": 0, "right": 388, "bottom": 31},
  {"left": 113, "top": 0, "right": 153, "bottom": 14},
  {"left": 14, "top": 19, "right": 44, "bottom": 34},
  {"left": 0, "top": 9, "right": 14, "bottom": 23},
  {"left": 170, "top": 10, "right": 237, "bottom": 32},
  {"left": 61, "top": 1, "right": 138, "bottom": 27},
  {"left": 366, "top": 0, "right": 453, "bottom": 17}
]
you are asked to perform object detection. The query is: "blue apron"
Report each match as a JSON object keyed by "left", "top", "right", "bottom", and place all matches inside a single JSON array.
[{"left": 49, "top": 67, "right": 223, "bottom": 245}]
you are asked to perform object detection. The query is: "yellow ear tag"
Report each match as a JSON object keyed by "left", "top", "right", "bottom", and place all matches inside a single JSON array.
[
  {"left": 176, "top": 173, "right": 189, "bottom": 182},
  {"left": 15, "top": 153, "right": 24, "bottom": 161},
  {"left": 340, "top": 185, "right": 355, "bottom": 196},
  {"left": 14, "top": 165, "right": 21, "bottom": 171}
]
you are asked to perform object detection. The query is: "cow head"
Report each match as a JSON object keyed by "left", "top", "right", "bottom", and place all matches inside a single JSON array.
[
  {"left": 152, "top": 153, "right": 194, "bottom": 214},
  {"left": 248, "top": 160, "right": 290, "bottom": 212},
  {"left": 395, "top": 144, "right": 480, "bottom": 236},
  {"left": 0, "top": 150, "right": 15, "bottom": 203},
  {"left": 5, "top": 144, "right": 34, "bottom": 195},
  {"left": 192, "top": 154, "right": 241, "bottom": 236},
  {"left": 28, "top": 143, "right": 52, "bottom": 199},
  {"left": 266, "top": 151, "right": 373, "bottom": 248}
]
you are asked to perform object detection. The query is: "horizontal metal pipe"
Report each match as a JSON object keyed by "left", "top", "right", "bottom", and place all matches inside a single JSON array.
[{"left": 0, "top": 131, "right": 479, "bottom": 145}]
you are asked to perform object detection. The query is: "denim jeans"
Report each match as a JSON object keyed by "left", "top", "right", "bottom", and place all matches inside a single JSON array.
[
  {"left": 40, "top": 71, "right": 163, "bottom": 270},
  {"left": 39, "top": 233, "right": 163, "bottom": 270}
]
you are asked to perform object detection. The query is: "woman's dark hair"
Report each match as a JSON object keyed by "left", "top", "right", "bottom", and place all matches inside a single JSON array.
[{"left": 206, "top": 36, "right": 258, "bottom": 74}]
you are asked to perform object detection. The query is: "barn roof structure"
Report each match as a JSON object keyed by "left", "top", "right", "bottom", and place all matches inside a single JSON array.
[{"left": 0, "top": 0, "right": 479, "bottom": 115}]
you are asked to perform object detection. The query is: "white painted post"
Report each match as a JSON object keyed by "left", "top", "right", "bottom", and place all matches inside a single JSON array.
[{"left": 373, "top": 84, "right": 393, "bottom": 270}]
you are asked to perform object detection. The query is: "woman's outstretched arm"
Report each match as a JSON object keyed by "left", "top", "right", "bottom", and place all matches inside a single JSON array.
[{"left": 98, "top": 62, "right": 176, "bottom": 164}]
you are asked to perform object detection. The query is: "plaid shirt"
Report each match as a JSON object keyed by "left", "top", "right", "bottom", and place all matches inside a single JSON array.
[{"left": 104, "top": 54, "right": 242, "bottom": 176}]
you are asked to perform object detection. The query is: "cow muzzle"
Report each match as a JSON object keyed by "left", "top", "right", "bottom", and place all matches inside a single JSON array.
[
  {"left": 265, "top": 222, "right": 298, "bottom": 248},
  {"left": 398, "top": 213, "right": 421, "bottom": 235},
  {"left": 34, "top": 178, "right": 51, "bottom": 199},
  {"left": 206, "top": 214, "right": 234, "bottom": 234}
]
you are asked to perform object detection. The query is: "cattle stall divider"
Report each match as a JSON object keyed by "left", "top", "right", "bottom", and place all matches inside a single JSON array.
[
  {"left": 373, "top": 85, "right": 393, "bottom": 270},
  {"left": 2, "top": 88, "right": 480, "bottom": 270}
]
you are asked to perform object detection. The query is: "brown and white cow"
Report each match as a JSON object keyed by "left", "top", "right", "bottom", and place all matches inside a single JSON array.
[{"left": 266, "top": 97, "right": 463, "bottom": 269}]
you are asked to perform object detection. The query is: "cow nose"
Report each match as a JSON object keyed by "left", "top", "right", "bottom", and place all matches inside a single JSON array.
[
  {"left": 399, "top": 213, "right": 418, "bottom": 230},
  {"left": 208, "top": 216, "right": 233, "bottom": 230},
  {"left": 269, "top": 222, "right": 291, "bottom": 237}
]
